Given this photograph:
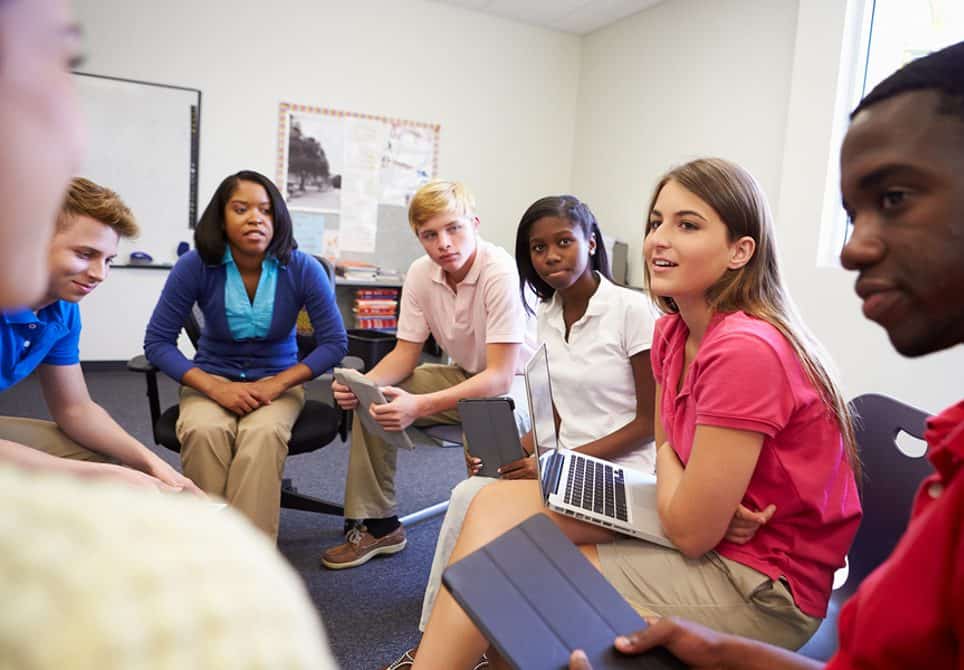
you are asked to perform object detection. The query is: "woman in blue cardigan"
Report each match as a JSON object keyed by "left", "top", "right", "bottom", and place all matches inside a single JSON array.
[{"left": 145, "top": 170, "right": 347, "bottom": 539}]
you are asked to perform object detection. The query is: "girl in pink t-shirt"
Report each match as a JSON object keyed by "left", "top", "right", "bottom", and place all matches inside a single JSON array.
[
  {"left": 637, "top": 157, "right": 861, "bottom": 632},
  {"left": 412, "top": 161, "right": 861, "bottom": 668}
]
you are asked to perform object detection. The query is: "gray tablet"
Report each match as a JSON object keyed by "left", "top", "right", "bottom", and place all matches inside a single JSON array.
[
  {"left": 334, "top": 368, "right": 415, "bottom": 451},
  {"left": 458, "top": 397, "right": 525, "bottom": 478},
  {"left": 443, "top": 514, "right": 687, "bottom": 669}
]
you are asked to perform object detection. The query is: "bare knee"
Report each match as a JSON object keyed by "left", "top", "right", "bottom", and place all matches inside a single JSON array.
[{"left": 459, "top": 480, "right": 544, "bottom": 549}]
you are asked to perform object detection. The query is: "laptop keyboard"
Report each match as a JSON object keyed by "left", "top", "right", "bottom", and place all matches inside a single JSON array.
[{"left": 564, "top": 454, "right": 628, "bottom": 522}]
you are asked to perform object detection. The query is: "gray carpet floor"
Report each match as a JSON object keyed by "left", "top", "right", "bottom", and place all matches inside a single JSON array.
[{"left": 0, "top": 366, "right": 467, "bottom": 670}]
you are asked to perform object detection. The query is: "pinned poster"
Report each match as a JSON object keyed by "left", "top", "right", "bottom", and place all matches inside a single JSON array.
[
  {"left": 277, "top": 103, "right": 440, "bottom": 254},
  {"left": 291, "top": 210, "right": 326, "bottom": 257},
  {"left": 338, "top": 191, "right": 379, "bottom": 253}
]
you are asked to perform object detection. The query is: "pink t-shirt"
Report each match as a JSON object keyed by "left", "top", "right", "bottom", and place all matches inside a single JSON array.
[
  {"left": 651, "top": 311, "right": 862, "bottom": 618},
  {"left": 396, "top": 239, "right": 533, "bottom": 374}
]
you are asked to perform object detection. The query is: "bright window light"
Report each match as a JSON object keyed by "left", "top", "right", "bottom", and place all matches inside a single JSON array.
[{"left": 817, "top": 0, "right": 964, "bottom": 268}]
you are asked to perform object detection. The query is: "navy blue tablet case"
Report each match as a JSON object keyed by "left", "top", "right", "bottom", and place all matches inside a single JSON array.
[{"left": 442, "top": 514, "right": 687, "bottom": 670}]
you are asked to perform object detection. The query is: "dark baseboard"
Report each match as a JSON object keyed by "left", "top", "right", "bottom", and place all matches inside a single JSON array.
[{"left": 80, "top": 360, "right": 129, "bottom": 372}]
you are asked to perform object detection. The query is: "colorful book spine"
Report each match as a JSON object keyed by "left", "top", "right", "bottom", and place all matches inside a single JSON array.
[{"left": 353, "top": 288, "right": 399, "bottom": 329}]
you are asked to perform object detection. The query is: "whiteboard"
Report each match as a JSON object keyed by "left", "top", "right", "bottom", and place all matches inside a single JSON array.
[{"left": 74, "top": 73, "right": 200, "bottom": 265}]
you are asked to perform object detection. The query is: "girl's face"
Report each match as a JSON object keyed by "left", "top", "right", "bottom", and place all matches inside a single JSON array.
[
  {"left": 224, "top": 180, "right": 274, "bottom": 260},
  {"left": 644, "top": 179, "right": 742, "bottom": 304},
  {"left": 528, "top": 215, "right": 596, "bottom": 292}
]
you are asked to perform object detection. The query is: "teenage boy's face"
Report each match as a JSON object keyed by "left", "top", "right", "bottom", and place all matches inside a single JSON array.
[
  {"left": 415, "top": 211, "right": 480, "bottom": 277},
  {"left": 43, "top": 215, "right": 119, "bottom": 305},
  {"left": 840, "top": 90, "right": 964, "bottom": 357},
  {"left": 0, "top": 0, "right": 86, "bottom": 309}
]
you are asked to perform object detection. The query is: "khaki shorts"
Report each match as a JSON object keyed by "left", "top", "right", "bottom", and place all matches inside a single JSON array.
[{"left": 598, "top": 538, "right": 821, "bottom": 650}]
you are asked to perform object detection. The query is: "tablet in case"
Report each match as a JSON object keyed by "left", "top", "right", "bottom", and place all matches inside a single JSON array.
[
  {"left": 457, "top": 397, "right": 525, "bottom": 478},
  {"left": 442, "top": 514, "right": 687, "bottom": 670}
]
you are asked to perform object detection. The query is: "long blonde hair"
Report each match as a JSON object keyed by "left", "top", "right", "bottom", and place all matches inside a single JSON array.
[{"left": 643, "top": 158, "right": 859, "bottom": 475}]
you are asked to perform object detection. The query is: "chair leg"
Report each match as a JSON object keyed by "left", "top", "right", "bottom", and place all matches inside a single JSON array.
[
  {"left": 400, "top": 500, "right": 449, "bottom": 526},
  {"left": 280, "top": 480, "right": 344, "bottom": 517}
]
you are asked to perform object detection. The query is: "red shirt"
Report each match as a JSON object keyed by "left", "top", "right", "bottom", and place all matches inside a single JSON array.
[
  {"left": 827, "top": 400, "right": 964, "bottom": 669},
  {"left": 651, "top": 312, "right": 862, "bottom": 618}
]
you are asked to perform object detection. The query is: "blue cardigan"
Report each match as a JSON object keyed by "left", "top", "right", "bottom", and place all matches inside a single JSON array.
[{"left": 144, "top": 249, "right": 347, "bottom": 382}]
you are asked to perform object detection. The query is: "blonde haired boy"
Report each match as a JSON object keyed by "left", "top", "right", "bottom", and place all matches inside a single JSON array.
[
  {"left": 0, "top": 177, "right": 200, "bottom": 494},
  {"left": 323, "top": 179, "right": 532, "bottom": 569}
]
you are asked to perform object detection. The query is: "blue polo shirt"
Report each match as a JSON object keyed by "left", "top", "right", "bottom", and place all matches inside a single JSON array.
[{"left": 0, "top": 301, "right": 81, "bottom": 392}]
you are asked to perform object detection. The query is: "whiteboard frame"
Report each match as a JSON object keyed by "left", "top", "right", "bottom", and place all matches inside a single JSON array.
[{"left": 73, "top": 71, "right": 202, "bottom": 267}]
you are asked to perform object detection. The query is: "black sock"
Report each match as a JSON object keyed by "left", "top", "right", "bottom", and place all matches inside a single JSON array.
[
  {"left": 343, "top": 518, "right": 362, "bottom": 534},
  {"left": 365, "top": 516, "right": 400, "bottom": 538}
]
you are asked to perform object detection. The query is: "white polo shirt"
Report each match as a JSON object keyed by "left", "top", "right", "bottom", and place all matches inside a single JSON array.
[
  {"left": 397, "top": 239, "right": 534, "bottom": 374},
  {"left": 537, "top": 275, "right": 657, "bottom": 472}
]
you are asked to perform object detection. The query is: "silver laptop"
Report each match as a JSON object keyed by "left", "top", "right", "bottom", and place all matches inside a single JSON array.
[{"left": 525, "top": 344, "right": 674, "bottom": 548}]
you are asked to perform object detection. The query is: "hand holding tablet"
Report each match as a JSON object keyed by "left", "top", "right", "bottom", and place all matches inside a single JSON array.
[{"left": 333, "top": 368, "right": 415, "bottom": 451}]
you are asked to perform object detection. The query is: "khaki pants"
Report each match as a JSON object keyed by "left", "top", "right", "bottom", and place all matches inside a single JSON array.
[
  {"left": 598, "top": 538, "right": 822, "bottom": 650},
  {"left": 0, "top": 416, "right": 109, "bottom": 462},
  {"left": 344, "top": 364, "right": 469, "bottom": 520},
  {"left": 176, "top": 379, "right": 305, "bottom": 540}
]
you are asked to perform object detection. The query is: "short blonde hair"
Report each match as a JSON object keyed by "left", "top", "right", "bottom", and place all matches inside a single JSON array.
[
  {"left": 57, "top": 177, "right": 139, "bottom": 239},
  {"left": 407, "top": 180, "right": 476, "bottom": 231}
]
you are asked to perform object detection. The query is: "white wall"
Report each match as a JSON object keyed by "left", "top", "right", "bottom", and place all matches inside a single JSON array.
[
  {"left": 76, "top": 0, "right": 961, "bottom": 417},
  {"left": 74, "top": 0, "right": 581, "bottom": 360},
  {"left": 571, "top": 0, "right": 799, "bottom": 285},
  {"left": 774, "top": 0, "right": 963, "bottom": 414},
  {"left": 570, "top": 0, "right": 962, "bottom": 414}
]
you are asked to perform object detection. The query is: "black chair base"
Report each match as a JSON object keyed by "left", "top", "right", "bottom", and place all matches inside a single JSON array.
[{"left": 281, "top": 478, "right": 344, "bottom": 516}]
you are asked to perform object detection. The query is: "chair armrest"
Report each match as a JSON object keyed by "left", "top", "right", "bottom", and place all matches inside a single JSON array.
[{"left": 127, "top": 354, "right": 157, "bottom": 374}]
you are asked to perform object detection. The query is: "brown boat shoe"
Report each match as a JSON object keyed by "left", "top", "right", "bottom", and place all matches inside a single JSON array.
[{"left": 320, "top": 524, "right": 407, "bottom": 570}]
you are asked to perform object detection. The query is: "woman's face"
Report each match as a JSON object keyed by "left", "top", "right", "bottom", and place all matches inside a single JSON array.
[
  {"left": 644, "top": 179, "right": 738, "bottom": 304},
  {"left": 528, "top": 215, "right": 595, "bottom": 292},
  {"left": 223, "top": 180, "right": 274, "bottom": 260}
]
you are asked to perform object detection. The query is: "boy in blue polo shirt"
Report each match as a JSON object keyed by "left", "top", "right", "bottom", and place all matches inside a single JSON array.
[{"left": 0, "top": 177, "right": 200, "bottom": 494}]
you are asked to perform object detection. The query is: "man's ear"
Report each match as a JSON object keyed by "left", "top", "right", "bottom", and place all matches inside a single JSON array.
[
  {"left": 728, "top": 236, "right": 756, "bottom": 270},
  {"left": 471, "top": 216, "right": 481, "bottom": 231}
]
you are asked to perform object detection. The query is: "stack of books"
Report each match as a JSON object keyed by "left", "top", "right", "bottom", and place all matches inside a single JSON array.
[
  {"left": 336, "top": 260, "right": 379, "bottom": 282},
  {"left": 353, "top": 288, "right": 399, "bottom": 330}
]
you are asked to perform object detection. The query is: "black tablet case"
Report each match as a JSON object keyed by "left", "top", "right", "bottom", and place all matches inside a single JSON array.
[
  {"left": 458, "top": 397, "right": 526, "bottom": 478},
  {"left": 442, "top": 514, "right": 687, "bottom": 670}
]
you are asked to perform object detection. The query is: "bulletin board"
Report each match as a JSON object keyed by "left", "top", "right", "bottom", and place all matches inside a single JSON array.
[{"left": 276, "top": 102, "right": 440, "bottom": 275}]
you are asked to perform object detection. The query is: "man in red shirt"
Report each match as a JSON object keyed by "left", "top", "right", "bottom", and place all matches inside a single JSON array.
[{"left": 571, "top": 40, "right": 964, "bottom": 670}]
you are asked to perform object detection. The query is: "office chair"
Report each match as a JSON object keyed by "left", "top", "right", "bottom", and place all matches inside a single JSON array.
[
  {"left": 128, "top": 255, "right": 360, "bottom": 518},
  {"left": 798, "top": 393, "right": 932, "bottom": 660}
]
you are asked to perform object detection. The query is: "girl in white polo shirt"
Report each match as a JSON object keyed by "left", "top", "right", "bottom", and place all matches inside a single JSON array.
[
  {"left": 387, "top": 196, "right": 657, "bottom": 669},
  {"left": 502, "top": 195, "right": 657, "bottom": 477}
]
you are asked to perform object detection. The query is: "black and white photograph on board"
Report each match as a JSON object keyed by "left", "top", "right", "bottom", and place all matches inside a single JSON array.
[{"left": 285, "top": 111, "right": 344, "bottom": 212}]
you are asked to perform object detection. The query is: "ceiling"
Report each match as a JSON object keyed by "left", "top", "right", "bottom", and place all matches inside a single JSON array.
[{"left": 431, "top": 0, "right": 665, "bottom": 35}]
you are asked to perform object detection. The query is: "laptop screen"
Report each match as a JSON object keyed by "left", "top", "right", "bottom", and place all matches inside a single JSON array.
[{"left": 524, "top": 343, "right": 557, "bottom": 462}]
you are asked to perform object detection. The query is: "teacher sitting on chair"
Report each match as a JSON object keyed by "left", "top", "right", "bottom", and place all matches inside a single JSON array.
[{"left": 145, "top": 170, "right": 347, "bottom": 539}]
